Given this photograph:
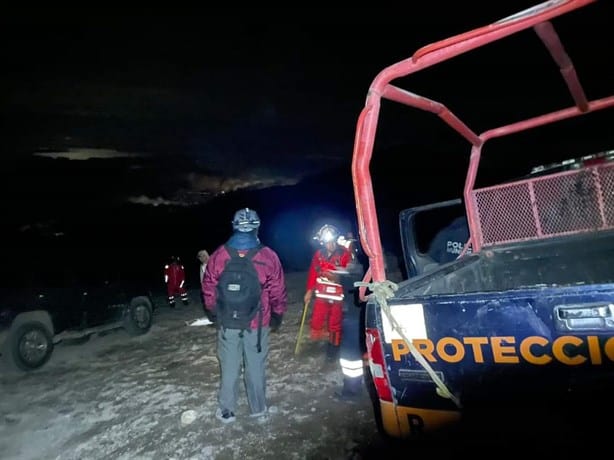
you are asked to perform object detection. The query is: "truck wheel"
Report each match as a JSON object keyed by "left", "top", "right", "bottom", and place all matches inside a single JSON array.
[
  {"left": 123, "top": 296, "right": 153, "bottom": 336},
  {"left": 6, "top": 321, "right": 54, "bottom": 371}
]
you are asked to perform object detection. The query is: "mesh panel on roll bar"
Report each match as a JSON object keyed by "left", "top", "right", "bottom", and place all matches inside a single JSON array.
[{"left": 471, "top": 162, "right": 614, "bottom": 247}]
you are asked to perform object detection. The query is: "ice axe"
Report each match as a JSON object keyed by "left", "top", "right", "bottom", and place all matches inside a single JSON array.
[{"left": 294, "top": 299, "right": 311, "bottom": 356}]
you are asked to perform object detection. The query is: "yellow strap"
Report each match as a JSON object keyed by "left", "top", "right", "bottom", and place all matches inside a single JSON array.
[{"left": 355, "top": 280, "right": 462, "bottom": 409}]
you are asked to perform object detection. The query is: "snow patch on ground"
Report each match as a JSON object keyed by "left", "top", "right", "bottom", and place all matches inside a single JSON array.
[{"left": 0, "top": 271, "right": 380, "bottom": 459}]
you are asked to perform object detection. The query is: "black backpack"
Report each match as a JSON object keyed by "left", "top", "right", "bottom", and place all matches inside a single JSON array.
[{"left": 216, "top": 244, "right": 263, "bottom": 331}]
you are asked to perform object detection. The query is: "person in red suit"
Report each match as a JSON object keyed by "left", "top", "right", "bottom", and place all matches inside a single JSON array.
[
  {"left": 303, "top": 224, "right": 352, "bottom": 361},
  {"left": 164, "top": 256, "right": 189, "bottom": 307}
]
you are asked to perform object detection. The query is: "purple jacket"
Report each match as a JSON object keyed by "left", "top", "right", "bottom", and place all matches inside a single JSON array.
[{"left": 202, "top": 244, "right": 287, "bottom": 329}]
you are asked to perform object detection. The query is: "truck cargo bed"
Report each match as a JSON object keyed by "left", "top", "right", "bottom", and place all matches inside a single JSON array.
[{"left": 399, "top": 230, "right": 614, "bottom": 298}]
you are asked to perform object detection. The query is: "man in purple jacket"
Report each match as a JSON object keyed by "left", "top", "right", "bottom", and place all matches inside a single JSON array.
[{"left": 202, "top": 207, "right": 287, "bottom": 424}]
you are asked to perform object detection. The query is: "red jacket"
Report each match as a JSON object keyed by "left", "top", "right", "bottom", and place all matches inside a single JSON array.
[
  {"left": 164, "top": 262, "right": 186, "bottom": 287},
  {"left": 306, "top": 246, "right": 352, "bottom": 291},
  {"left": 202, "top": 245, "right": 287, "bottom": 329}
]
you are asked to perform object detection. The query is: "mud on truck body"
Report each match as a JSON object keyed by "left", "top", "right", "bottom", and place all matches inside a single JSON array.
[{"left": 350, "top": 0, "right": 614, "bottom": 438}]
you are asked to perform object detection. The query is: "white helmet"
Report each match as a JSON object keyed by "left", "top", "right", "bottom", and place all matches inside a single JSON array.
[
  {"left": 232, "top": 208, "right": 260, "bottom": 232},
  {"left": 314, "top": 224, "right": 340, "bottom": 245}
]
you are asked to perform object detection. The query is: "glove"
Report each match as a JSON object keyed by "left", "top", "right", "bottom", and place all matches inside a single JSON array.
[
  {"left": 339, "top": 261, "right": 364, "bottom": 294},
  {"left": 270, "top": 313, "right": 283, "bottom": 332}
]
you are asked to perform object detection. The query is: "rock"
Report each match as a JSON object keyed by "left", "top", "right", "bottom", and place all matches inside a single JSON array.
[{"left": 181, "top": 409, "right": 197, "bottom": 426}]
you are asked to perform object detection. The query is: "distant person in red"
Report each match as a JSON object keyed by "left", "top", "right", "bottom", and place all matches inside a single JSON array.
[
  {"left": 303, "top": 224, "right": 352, "bottom": 361},
  {"left": 164, "top": 256, "right": 189, "bottom": 307}
]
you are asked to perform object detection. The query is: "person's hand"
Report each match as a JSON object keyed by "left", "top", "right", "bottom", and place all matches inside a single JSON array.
[
  {"left": 323, "top": 271, "right": 340, "bottom": 283},
  {"left": 303, "top": 290, "right": 313, "bottom": 305},
  {"left": 270, "top": 313, "right": 283, "bottom": 333}
]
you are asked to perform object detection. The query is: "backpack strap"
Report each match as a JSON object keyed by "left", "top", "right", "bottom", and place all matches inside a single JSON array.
[
  {"left": 245, "top": 244, "right": 263, "bottom": 260},
  {"left": 224, "top": 244, "right": 240, "bottom": 259},
  {"left": 224, "top": 243, "right": 262, "bottom": 259}
]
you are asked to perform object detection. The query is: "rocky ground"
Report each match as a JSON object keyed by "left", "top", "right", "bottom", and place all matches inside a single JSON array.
[{"left": 0, "top": 272, "right": 390, "bottom": 460}]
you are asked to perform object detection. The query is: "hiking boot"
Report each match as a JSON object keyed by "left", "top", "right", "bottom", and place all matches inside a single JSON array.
[
  {"left": 215, "top": 408, "right": 236, "bottom": 424},
  {"left": 333, "top": 378, "right": 365, "bottom": 402},
  {"left": 333, "top": 388, "right": 362, "bottom": 402},
  {"left": 249, "top": 407, "right": 268, "bottom": 418},
  {"left": 249, "top": 405, "right": 278, "bottom": 419}
]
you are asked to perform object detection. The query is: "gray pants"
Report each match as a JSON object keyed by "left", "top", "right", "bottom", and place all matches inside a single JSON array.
[{"left": 217, "top": 326, "right": 269, "bottom": 414}]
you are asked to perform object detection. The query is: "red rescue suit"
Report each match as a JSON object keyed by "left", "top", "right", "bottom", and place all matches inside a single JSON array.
[
  {"left": 306, "top": 246, "right": 352, "bottom": 346},
  {"left": 164, "top": 262, "right": 188, "bottom": 305}
]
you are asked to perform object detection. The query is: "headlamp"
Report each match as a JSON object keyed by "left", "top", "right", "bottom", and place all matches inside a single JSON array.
[{"left": 320, "top": 228, "right": 335, "bottom": 243}]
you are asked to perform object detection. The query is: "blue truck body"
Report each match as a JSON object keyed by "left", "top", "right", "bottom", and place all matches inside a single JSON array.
[{"left": 365, "top": 226, "right": 614, "bottom": 436}]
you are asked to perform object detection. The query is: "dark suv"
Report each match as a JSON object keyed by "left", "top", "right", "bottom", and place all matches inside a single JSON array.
[{"left": 0, "top": 252, "right": 155, "bottom": 372}]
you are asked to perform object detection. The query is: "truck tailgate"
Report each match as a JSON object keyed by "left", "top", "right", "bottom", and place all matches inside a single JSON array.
[{"left": 379, "top": 283, "right": 614, "bottom": 410}]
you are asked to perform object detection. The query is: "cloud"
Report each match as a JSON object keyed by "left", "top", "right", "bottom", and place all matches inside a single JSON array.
[
  {"left": 126, "top": 195, "right": 190, "bottom": 207},
  {"left": 127, "top": 172, "right": 301, "bottom": 207},
  {"left": 33, "top": 148, "right": 147, "bottom": 160},
  {"left": 18, "top": 220, "right": 64, "bottom": 237},
  {"left": 186, "top": 172, "right": 299, "bottom": 194}
]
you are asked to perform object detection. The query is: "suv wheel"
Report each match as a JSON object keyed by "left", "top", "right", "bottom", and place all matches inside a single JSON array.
[
  {"left": 6, "top": 321, "right": 54, "bottom": 371},
  {"left": 123, "top": 296, "right": 153, "bottom": 336}
]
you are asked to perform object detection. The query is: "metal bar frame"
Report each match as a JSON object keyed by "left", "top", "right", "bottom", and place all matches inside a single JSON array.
[{"left": 351, "top": 0, "right": 612, "bottom": 282}]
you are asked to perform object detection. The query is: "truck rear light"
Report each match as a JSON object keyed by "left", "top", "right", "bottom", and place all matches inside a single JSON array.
[{"left": 366, "top": 327, "right": 393, "bottom": 402}]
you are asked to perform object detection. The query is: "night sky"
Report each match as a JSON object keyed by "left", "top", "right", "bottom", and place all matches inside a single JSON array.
[{"left": 1, "top": 3, "right": 613, "bottom": 281}]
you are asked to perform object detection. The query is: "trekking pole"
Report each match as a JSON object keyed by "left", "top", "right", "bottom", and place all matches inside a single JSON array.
[{"left": 294, "top": 299, "right": 310, "bottom": 356}]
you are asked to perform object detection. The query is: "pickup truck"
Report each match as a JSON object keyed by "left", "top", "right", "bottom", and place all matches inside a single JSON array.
[
  {"left": 1, "top": 250, "right": 155, "bottom": 372},
  {"left": 350, "top": 0, "right": 614, "bottom": 438}
]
